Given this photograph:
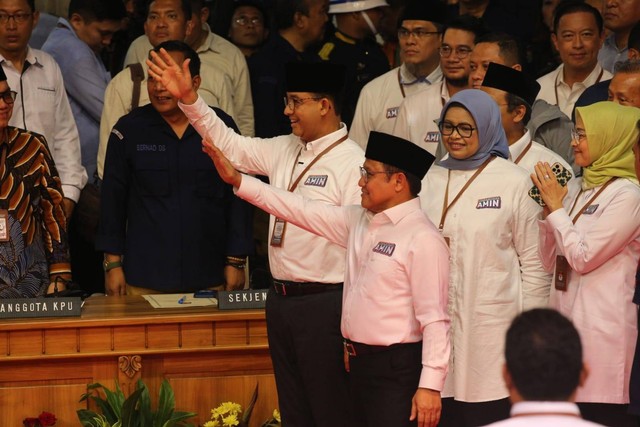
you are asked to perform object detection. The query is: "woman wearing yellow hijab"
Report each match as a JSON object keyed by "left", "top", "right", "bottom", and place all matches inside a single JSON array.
[{"left": 532, "top": 101, "right": 640, "bottom": 426}]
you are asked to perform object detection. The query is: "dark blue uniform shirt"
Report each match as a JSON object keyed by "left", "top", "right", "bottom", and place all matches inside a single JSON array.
[{"left": 96, "top": 105, "right": 253, "bottom": 291}]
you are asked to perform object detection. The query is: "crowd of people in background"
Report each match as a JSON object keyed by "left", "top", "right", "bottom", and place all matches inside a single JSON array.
[{"left": 1, "top": 0, "right": 640, "bottom": 425}]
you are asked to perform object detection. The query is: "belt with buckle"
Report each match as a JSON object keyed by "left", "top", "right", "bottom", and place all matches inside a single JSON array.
[
  {"left": 343, "top": 339, "right": 420, "bottom": 357},
  {"left": 272, "top": 280, "right": 343, "bottom": 296}
]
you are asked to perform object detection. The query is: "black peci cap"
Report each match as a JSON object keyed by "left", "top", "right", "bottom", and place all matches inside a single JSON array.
[{"left": 365, "top": 131, "right": 435, "bottom": 179}]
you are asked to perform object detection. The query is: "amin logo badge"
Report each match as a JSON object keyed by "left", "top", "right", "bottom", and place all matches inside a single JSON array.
[
  {"left": 304, "top": 175, "right": 328, "bottom": 187},
  {"left": 584, "top": 204, "right": 599, "bottom": 215},
  {"left": 373, "top": 242, "right": 396, "bottom": 256},
  {"left": 424, "top": 132, "right": 440, "bottom": 143},
  {"left": 476, "top": 196, "right": 501, "bottom": 209},
  {"left": 386, "top": 107, "right": 399, "bottom": 118}
]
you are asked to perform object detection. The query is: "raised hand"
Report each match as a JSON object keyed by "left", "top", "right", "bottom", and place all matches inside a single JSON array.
[
  {"left": 201, "top": 138, "right": 243, "bottom": 188},
  {"left": 146, "top": 48, "right": 198, "bottom": 104}
]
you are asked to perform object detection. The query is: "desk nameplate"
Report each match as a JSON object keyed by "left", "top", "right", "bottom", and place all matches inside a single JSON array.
[
  {"left": 218, "top": 289, "right": 268, "bottom": 310},
  {"left": 0, "top": 297, "right": 82, "bottom": 319}
]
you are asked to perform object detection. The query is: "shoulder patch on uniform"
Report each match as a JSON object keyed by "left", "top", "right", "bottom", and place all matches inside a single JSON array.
[
  {"left": 111, "top": 128, "right": 124, "bottom": 140},
  {"left": 318, "top": 43, "right": 335, "bottom": 60}
]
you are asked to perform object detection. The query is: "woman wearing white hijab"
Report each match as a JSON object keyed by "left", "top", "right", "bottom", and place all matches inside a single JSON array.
[
  {"left": 532, "top": 101, "right": 640, "bottom": 426},
  {"left": 421, "top": 89, "right": 551, "bottom": 426}
]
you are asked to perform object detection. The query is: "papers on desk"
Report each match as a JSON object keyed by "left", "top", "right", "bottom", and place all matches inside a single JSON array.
[{"left": 143, "top": 293, "right": 218, "bottom": 309}]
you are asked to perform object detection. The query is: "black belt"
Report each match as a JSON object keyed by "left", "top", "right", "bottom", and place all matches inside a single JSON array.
[
  {"left": 343, "top": 339, "right": 421, "bottom": 357},
  {"left": 272, "top": 280, "right": 343, "bottom": 296}
]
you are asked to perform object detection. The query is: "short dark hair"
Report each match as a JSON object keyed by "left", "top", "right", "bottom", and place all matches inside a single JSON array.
[
  {"left": 506, "top": 308, "right": 583, "bottom": 401},
  {"left": 475, "top": 32, "right": 521, "bottom": 66},
  {"left": 506, "top": 92, "right": 532, "bottom": 125},
  {"left": 385, "top": 165, "right": 422, "bottom": 196},
  {"left": 553, "top": 0, "right": 603, "bottom": 35},
  {"left": 615, "top": 59, "right": 640, "bottom": 74},
  {"left": 25, "top": 0, "right": 35, "bottom": 12},
  {"left": 276, "top": 0, "right": 313, "bottom": 30},
  {"left": 231, "top": 0, "right": 269, "bottom": 26},
  {"left": 145, "top": 0, "right": 192, "bottom": 21},
  {"left": 68, "top": 0, "right": 127, "bottom": 22},
  {"left": 152, "top": 40, "right": 201, "bottom": 77},
  {"left": 629, "top": 21, "right": 640, "bottom": 51},
  {"left": 311, "top": 91, "right": 343, "bottom": 116},
  {"left": 443, "top": 14, "right": 489, "bottom": 44}
]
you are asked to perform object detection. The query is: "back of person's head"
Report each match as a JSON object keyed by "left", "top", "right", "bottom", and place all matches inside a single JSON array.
[
  {"left": 153, "top": 40, "right": 200, "bottom": 77},
  {"left": 506, "top": 308, "right": 583, "bottom": 401},
  {"left": 475, "top": 32, "right": 521, "bottom": 66},
  {"left": 629, "top": 21, "right": 640, "bottom": 52},
  {"left": 144, "top": 0, "right": 192, "bottom": 21},
  {"left": 68, "top": 0, "right": 127, "bottom": 22},
  {"left": 615, "top": 59, "right": 640, "bottom": 75},
  {"left": 276, "top": 0, "right": 311, "bottom": 30},
  {"left": 553, "top": 0, "right": 604, "bottom": 35},
  {"left": 443, "top": 14, "right": 489, "bottom": 43}
]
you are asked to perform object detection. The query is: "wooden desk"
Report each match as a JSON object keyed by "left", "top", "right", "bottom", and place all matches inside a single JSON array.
[{"left": 0, "top": 295, "right": 277, "bottom": 426}]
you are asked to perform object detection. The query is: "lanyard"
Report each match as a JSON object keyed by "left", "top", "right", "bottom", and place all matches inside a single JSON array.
[
  {"left": 513, "top": 141, "right": 532, "bottom": 165},
  {"left": 567, "top": 177, "right": 617, "bottom": 224},
  {"left": 554, "top": 67, "right": 604, "bottom": 107},
  {"left": 438, "top": 156, "right": 494, "bottom": 230},
  {"left": 287, "top": 134, "right": 348, "bottom": 192},
  {"left": 397, "top": 68, "right": 407, "bottom": 98}
]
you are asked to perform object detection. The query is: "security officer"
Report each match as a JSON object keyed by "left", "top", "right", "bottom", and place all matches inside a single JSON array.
[{"left": 318, "top": 0, "right": 390, "bottom": 127}]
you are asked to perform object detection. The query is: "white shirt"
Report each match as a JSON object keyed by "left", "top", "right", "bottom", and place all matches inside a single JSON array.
[
  {"left": 421, "top": 158, "right": 551, "bottom": 402},
  {"left": 124, "top": 27, "right": 254, "bottom": 137},
  {"left": 393, "top": 81, "right": 450, "bottom": 156},
  {"left": 97, "top": 49, "right": 234, "bottom": 178},
  {"left": 180, "top": 96, "right": 364, "bottom": 283},
  {"left": 349, "top": 63, "right": 442, "bottom": 149},
  {"left": 510, "top": 130, "right": 573, "bottom": 177},
  {"left": 536, "top": 64, "right": 612, "bottom": 118},
  {"left": 237, "top": 178, "right": 451, "bottom": 390},
  {"left": 484, "top": 402, "right": 605, "bottom": 426},
  {"left": 1, "top": 47, "right": 87, "bottom": 201},
  {"left": 540, "top": 177, "right": 640, "bottom": 404}
]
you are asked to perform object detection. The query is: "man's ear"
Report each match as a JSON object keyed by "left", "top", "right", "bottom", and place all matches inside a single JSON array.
[
  {"left": 68, "top": 12, "right": 84, "bottom": 30},
  {"left": 192, "top": 74, "right": 202, "bottom": 92},
  {"left": 502, "top": 364, "right": 513, "bottom": 390},
  {"left": 578, "top": 362, "right": 589, "bottom": 388},
  {"left": 512, "top": 104, "right": 527, "bottom": 125},
  {"left": 200, "top": 6, "right": 210, "bottom": 24}
]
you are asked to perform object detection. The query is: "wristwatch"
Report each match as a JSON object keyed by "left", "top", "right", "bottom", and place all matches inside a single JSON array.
[{"left": 103, "top": 260, "right": 122, "bottom": 272}]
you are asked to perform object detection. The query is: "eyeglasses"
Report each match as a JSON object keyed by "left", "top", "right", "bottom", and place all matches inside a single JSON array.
[
  {"left": 283, "top": 97, "right": 321, "bottom": 111},
  {"left": 0, "top": 90, "right": 17, "bottom": 105},
  {"left": 439, "top": 121, "right": 476, "bottom": 138},
  {"left": 571, "top": 128, "right": 587, "bottom": 142},
  {"left": 234, "top": 17, "right": 263, "bottom": 26},
  {"left": 0, "top": 12, "right": 32, "bottom": 24},
  {"left": 359, "top": 166, "right": 390, "bottom": 183},
  {"left": 397, "top": 28, "right": 440, "bottom": 39},
  {"left": 439, "top": 45, "right": 473, "bottom": 59}
]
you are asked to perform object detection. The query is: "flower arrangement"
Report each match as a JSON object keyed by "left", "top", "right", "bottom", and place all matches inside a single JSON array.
[
  {"left": 203, "top": 384, "right": 281, "bottom": 427},
  {"left": 23, "top": 412, "right": 57, "bottom": 427}
]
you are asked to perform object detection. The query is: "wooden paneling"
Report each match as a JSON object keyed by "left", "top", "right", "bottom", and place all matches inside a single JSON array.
[{"left": 0, "top": 296, "right": 277, "bottom": 426}]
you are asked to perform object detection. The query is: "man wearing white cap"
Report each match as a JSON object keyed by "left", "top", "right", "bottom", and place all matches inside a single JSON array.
[{"left": 318, "top": 0, "right": 390, "bottom": 127}]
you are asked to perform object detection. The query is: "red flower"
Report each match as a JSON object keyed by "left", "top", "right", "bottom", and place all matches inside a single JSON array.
[{"left": 38, "top": 412, "right": 57, "bottom": 426}]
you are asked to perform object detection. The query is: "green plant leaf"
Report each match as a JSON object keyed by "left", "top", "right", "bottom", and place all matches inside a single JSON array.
[
  {"left": 138, "top": 379, "right": 152, "bottom": 427},
  {"left": 154, "top": 379, "right": 176, "bottom": 426},
  {"left": 121, "top": 386, "right": 145, "bottom": 427},
  {"left": 241, "top": 384, "right": 259, "bottom": 423}
]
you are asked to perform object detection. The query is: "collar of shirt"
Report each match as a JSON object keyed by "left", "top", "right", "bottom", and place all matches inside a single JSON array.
[
  {"left": 511, "top": 401, "right": 582, "bottom": 418},
  {"left": 508, "top": 129, "right": 532, "bottom": 161},
  {"left": 0, "top": 46, "right": 43, "bottom": 70},
  {"left": 440, "top": 80, "right": 451, "bottom": 103},
  {"left": 399, "top": 63, "right": 442, "bottom": 86},
  {"left": 301, "top": 123, "right": 348, "bottom": 154},
  {"left": 604, "top": 33, "right": 627, "bottom": 54},
  {"left": 196, "top": 23, "right": 222, "bottom": 55},
  {"left": 368, "top": 197, "right": 422, "bottom": 225},
  {"left": 335, "top": 29, "right": 356, "bottom": 45},
  {"left": 554, "top": 63, "right": 604, "bottom": 90}
]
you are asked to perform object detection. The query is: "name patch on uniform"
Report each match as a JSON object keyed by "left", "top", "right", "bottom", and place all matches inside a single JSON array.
[
  {"left": 304, "top": 175, "right": 328, "bottom": 187},
  {"left": 476, "top": 196, "right": 501, "bottom": 209},
  {"left": 584, "top": 204, "right": 599, "bottom": 215},
  {"left": 424, "top": 132, "right": 440, "bottom": 143},
  {"left": 111, "top": 128, "right": 124, "bottom": 140},
  {"left": 136, "top": 144, "right": 166, "bottom": 152},
  {"left": 386, "top": 107, "right": 399, "bottom": 119},
  {"left": 373, "top": 241, "right": 396, "bottom": 256}
]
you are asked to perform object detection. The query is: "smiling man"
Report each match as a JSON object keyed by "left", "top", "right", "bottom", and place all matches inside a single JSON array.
[
  {"left": 148, "top": 51, "right": 363, "bottom": 427},
  {"left": 537, "top": 0, "right": 611, "bottom": 117},
  {"left": 96, "top": 40, "right": 252, "bottom": 298}
]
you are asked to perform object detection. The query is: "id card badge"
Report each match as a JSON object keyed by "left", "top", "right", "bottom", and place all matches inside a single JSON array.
[
  {"left": 0, "top": 209, "right": 8, "bottom": 242},
  {"left": 270, "top": 217, "right": 287, "bottom": 247},
  {"left": 554, "top": 255, "right": 571, "bottom": 291}
]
